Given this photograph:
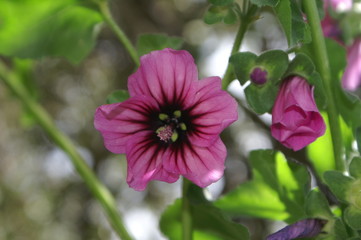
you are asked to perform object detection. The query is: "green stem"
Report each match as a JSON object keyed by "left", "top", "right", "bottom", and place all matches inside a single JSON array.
[
  {"left": 98, "top": 0, "right": 140, "bottom": 67},
  {"left": 303, "top": 0, "right": 344, "bottom": 171},
  {"left": 0, "top": 61, "right": 133, "bottom": 240},
  {"left": 182, "top": 178, "right": 193, "bottom": 240},
  {"left": 222, "top": 4, "right": 256, "bottom": 90}
]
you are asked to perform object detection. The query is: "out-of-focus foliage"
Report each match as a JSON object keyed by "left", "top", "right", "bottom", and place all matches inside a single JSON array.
[
  {"left": 0, "top": 0, "right": 102, "bottom": 64},
  {"left": 215, "top": 150, "right": 309, "bottom": 223},
  {"left": 136, "top": 34, "right": 184, "bottom": 57},
  {"left": 160, "top": 191, "right": 249, "bottom": 240}
]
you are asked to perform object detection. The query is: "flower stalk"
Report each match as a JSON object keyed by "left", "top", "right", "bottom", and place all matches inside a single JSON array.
[
  {"left": 303, "top": 0, "right": 345, "bottom": 171},
  {"left": 0, "top": 61, "right": 133, "bottom": 240},
  {"left": 97, "top": 0, "right": 140, "bottom": 67},
  {"left": 182, "top": 178, "right": 193, "bottom": 240},
  {"left": 222, "top": 2, "right": 257, "bottom": 90}
]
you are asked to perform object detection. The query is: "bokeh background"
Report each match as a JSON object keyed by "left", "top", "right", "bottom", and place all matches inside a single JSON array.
[{"left": 0, "top": 0, "right": 304, "bottom": 239}]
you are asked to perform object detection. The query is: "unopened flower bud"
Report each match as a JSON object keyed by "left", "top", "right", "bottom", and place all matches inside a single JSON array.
[
  {"left": 271, "top": 76, "right": 326, "bottom": 151},
  {"left": 250, "top": 67, "right": 268, "bottom": 85}
]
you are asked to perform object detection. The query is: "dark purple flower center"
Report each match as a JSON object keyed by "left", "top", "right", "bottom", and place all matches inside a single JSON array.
[
  {"left": 155, "top": 110, "right": 187, "bottom": 143},
  {"left": 250, "top": 67, "right": 268, "bottom": 85}
]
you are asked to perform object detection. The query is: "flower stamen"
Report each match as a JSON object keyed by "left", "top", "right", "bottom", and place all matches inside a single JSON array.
[
  {"left": 159, "top": 113, "right": 169, "bottom": 121},
  {"left": 173, "top": 110, "right": 181, "bottom": 118}
]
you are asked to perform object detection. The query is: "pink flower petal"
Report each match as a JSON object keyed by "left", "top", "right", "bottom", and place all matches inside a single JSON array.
[
  {"left": 187, "top": 77, "right": 238, "bottom": 147},
  {"left": 125, "top": 132, "right": 179, "bottom": 191},
  {"left": 94, "top": 95, "right": 159, "bottom": 154},
  {"left": 163, "top": 137, "right": 226, "bottom": 188},
  {"left": 128, "top": 48, "right": 198, "bottom": 108}
]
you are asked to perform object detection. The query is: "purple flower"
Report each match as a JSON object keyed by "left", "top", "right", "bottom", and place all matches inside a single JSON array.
[
  {"left": 321, "top": 13, "right": 342, "bottom": 40},
  {"left": 266, "top": 219, "right": 326, "bottom": 240},
  {"left": 271, "top": 76, "right": 326, "bottom": 151},
  {"left": 342, "top": 39, "right": 361, "bottom": 91},
  {"left": 321, "top": 0, "right": 352, "bottom": 42},
  {"left": 94, "top": 48, "right": 238, "bottom": 191}
]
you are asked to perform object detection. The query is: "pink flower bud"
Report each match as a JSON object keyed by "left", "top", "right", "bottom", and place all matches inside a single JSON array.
[
  {"left": 271, "top": 76, "right": 326, "bottom": 151},
  {"left": 342, "top": 39, "right": 361, "bottom": 91}
]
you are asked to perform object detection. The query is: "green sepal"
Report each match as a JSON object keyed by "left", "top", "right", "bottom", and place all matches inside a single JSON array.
[
  {"left": 230, "top": 52, "right": 257, "bottom": 85},
  {"left": 136, "top": 33, "right": 183, "bottom": 57},
  {"left": 305, "top": 188, "right": 333, "bottom": 219},
  {"left": 284, "top": 53, "right": 315, "bottom": 80},
  {"left": 231, "top": 50, "right": 289, "bottom": 114},
  {"left": 323, "top": 171, "right": 354, "bottom": 203},
  {"left": 244, "top": 83, "right": 279, "bottom": 114},
  {"left": 106, "top": 90, "right": 130, "bottom": 104}
]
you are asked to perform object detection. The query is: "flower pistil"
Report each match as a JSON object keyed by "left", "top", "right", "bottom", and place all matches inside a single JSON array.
[{"left": 156, "top": 110, "right": 187, "bottom": 143}]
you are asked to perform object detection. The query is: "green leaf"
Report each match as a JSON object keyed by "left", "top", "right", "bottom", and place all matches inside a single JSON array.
[
  {"left": 307, "top": 113, "right": 336, "bottom": 179},
  {"left": 250, "top": 0, "right": 279, "bottom": 7},
  {"left": 204, "top": 4, "right": 238, "bottom": 25},
  {"left": 230, "top": 52, "right": 257, "bottom": 85},
  {"left": 0, "top": 0, "right": 103, "bottom": 64},
  {"left": 357, "top": 127, "right": 361, "bottom": 154},
  {"left": 215, "top": 150, "right": 308, "bottom": 223},
  {"left": 215, "top": 180, "right": 289, "bottom": 220},
  {"left": 333, "top": 218, "right": 350, "bottom": 240},
  {"left": 305, "top": 188, "right": 333, "bottom": 219},
  {"left": 323, "top": 171, "right": 354, "bottom": 203},
  {"left": 160, "top": 199, "right": 249, "bottom": 240},
  {"left": 344, "top": 206, "right": 361, "bottom": 230},
  {"left": 307, "top": 113, "right": 353, "bottom": 180},
  {"left": 349, "top": 157, "right": 361, "bottom": 179},
  {"left": 136, "top": 34, "right": 183, "bottom": 57},
  {"left": 273, "top": 0, "right": 311, "bottom": 46},
  {"left": 106, "top": 90, "right": 130, "bottom": 104}
]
